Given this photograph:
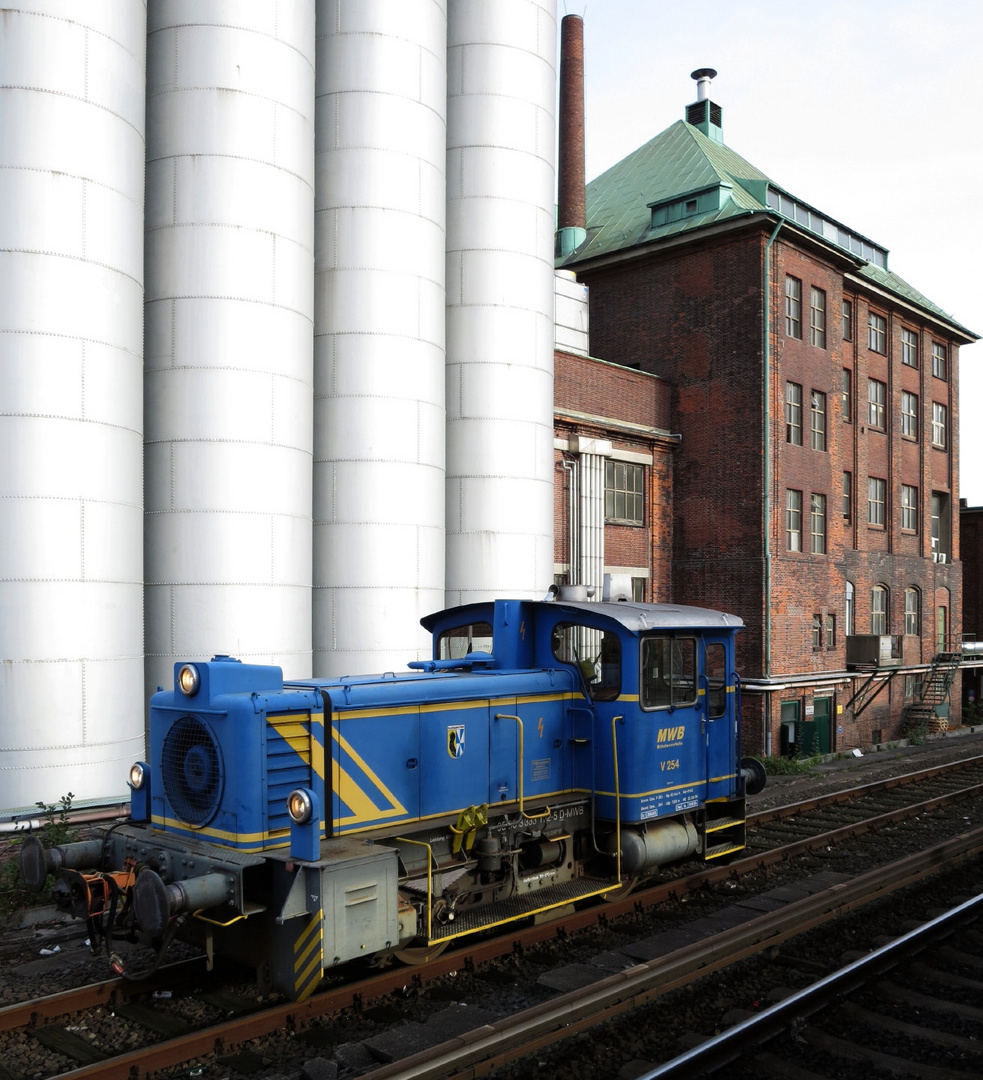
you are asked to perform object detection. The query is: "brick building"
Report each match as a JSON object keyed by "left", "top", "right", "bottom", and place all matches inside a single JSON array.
[
  {"left": 552, "top": 271, "right": 675, "bottom": 601},
  {"left": 560, "top": 80, "right": 978, "bottom": 755}
]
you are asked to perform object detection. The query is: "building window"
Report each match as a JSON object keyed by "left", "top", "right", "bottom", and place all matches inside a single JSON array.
[
  {"left": 937, "top": 605, "right": 948, "bottom": 651},
  {"left": 901, "top": 484, "right": 918, "bottom": 532},
  {"left": 867, "top": 378, "right": 886, "bottom": 429},
  {"left": 932, "top": 402, "right": 947, "bottom": 448},
  {"left": 604, "top": 461, "right": 644, "bottom": 524},
  {"left": 901, "top": 328, "right": 918, "bottom": 367},
  {"left": 868, "top": 476, "right": 886, "bottom": 526},
  {"left": 810, "top": 287, "right": 826, "bottom": 348},
  {"left": 825, "top": 614, "right": 836, "bottom": 649},
  {"left": 932, "top": 341, "right": 948, "bottom": 380},
  {"left": 842, "top": 298, "right": 853, "bottom": 341},
  {"left": 812, "top": 615, "right": 822, "bottom": 650},
  {"left": 786, "top": 489, "right": 802, "bottom": 551},
  {"left": 904, "top": 587, "right": 920, "bottom": 635},
  {"left": 810, "top": 493, "right": 826, "bottom": 554},
  {"left": 810, "top": 390, "right": 826, "bottom": 451},
  {"left": 842, "top": 471, "right": 852, "bottom": 521},
  {"left": 845, "top": 581, "right": 854, "bottom": 637},
  {"left": 786, "top": 275, "right": 802, "bottom": 338},
  {"left": 632, "top": 578, "right": 646, "bottom": 602},
  {"left": 841, "top": 368, "right": 852, "bottom": 421},
  {"left": 901, "top": 390, "right": 918, "bottom": 438},
  {"left": 868, "top": 311, "right": 887, "bottom": 353},
  {"left": 785, "top": 382, "right": 802, "bottom": 445},
  {"left": 871, "top": 584, "right": 888, "bottom": 635},
  {"left": 904, "top": 674, "right": 919, "bottom": 700}
]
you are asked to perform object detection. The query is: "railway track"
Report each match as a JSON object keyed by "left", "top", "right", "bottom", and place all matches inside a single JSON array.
[{"left": 2, "top": 757, "right": 982, "bottom": 1079}]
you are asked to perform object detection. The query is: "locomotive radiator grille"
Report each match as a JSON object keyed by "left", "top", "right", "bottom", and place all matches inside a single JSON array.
[
  {"left": 266, "top": 712, "right": 325, "bottom": 834},
  {"left": 160, "top": 716, "right": 223, "bottom": 827}
]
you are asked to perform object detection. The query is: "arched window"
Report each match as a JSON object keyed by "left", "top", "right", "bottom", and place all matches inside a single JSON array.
[
  {"left": 871, "top": 585, "right": 888, "bottom": 635},
  {"left": 845, "top": 581, "right": 854, "bottom": 637},
  {"left": 904, "top": 588, "right": 920, "bottom": 636}
]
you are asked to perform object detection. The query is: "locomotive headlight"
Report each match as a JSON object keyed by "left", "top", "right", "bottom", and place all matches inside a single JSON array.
[
  {"left": 287, "top": 788, "right": 313, "bottom": 825},
  {"left": 177, "top": 663, "right": 200, "bottom": 696},
  {"left": 129, "top": 762, "right": 147, "bottom": 790}
]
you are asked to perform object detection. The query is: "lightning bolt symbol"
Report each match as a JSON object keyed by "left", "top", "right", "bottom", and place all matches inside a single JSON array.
[
  {"left": 538, "top": 716, "right": 544, "bottom": 739},
  {"left": 520, "top": 621, "right": 526, "bottom": 640}
]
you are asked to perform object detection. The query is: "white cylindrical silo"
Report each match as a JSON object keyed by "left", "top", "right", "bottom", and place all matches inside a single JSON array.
[
  {"left": 0, "top": 2, "right": 146, "bottom": 812},
  {"left": 313, "top": 0, "right": 447, "bottom": 676},
  {"left": 144, "top": 1, "right": 316, "bottom": 699},
  {"left": 445, "top": 0, "right": 557, "bottom": 606}
]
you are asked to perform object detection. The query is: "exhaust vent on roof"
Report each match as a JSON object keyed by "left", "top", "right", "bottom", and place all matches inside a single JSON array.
[{"left": 686, "top": 69, "right": 723, "bottom": 143}]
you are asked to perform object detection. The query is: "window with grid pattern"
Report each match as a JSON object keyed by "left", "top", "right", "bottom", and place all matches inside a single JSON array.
[
  {"left": 868, "top": 311, "right": 887, "bottom": 353},
  {"left": 868, "top": 378, "right": 886, "bottom": 429},
  {"left": 932, "top": 402, "right": 947, "bottom": 448},
  {"left": 786, "top": 489, "right": 802, "bottom": 551},
  {"left": 841, "top": 368, "right": 852, "bottom": 421},
  {"left": 868, "top": 476, "right": 886, "bottom": 526},
  {"left": 901, "top": 390, "right": 918, "bottom": 438},
  {"left": 901, "top": 328, "right": 918, "bottom": 367},
  {"left": 901, "top": 484, "right": 918, "bottom": 531},
  {"left": 842, "top": 298, "right": 853, "bottom": 341},
  {"left": 932, "top": 341, "right": 948, "bottom": 380},
  {"left": 604, "top": 461, "right": 644, "bottom": 524},
  {"left": 810, "top": 390, "right": 826, "bottom": 451},
  {"left": 785, "top": 276, "right": 802, "bottom": 338},
  {"left": 810, "top": 287, "right": 826, "bottom": 348},
  {"left": 904, "top": 587, "right": 920, "bottom": 635},
  {"left": 786, "top": 382, "right": 802, "bottom": 444},
  {"left": 871, "top": 585, "right": 888, "bottom": 635},
  {"left": 810, "top": 493, "right": 826, "bottom": 553}
]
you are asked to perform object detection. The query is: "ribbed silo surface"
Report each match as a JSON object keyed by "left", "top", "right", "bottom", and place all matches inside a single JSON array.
[
  {"left": 445, "top": 0, "right": 557, "bottom": 605},
  {"left": 144, "top": 1, "right": 316, "bottom": 699},
  {"left": 313, "top": 0, "right": 447, "bottom": 676},
  {"left": 0, "top": 2, "right": 146, "bottom": 811}
]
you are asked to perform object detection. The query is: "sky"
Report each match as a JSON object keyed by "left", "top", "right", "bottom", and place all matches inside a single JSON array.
[{"left": 563, "top": 0, "right": 983, "bottom": 504}]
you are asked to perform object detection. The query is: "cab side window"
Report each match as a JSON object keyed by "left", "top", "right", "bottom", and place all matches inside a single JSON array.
[
  {"left": 641, "top": 637, "right": 696, "bottom": 710},
  {"left": 551, "top": 622, "right": 621, "bottom": 701}
]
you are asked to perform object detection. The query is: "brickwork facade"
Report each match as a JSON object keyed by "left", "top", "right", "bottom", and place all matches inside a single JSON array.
[
  {"left": 575, "top": 219, "right": 968, "bottom": 755},
  {"left": 553, "top": 349, "right": 674, "bottom": 601}
]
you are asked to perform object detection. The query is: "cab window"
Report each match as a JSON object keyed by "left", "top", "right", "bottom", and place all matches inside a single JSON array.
[
  {"left": 551, "top": 622, "right": 621, "bottom": 701},
  {"left": 437, "top": 621, "right": 492, "bottom": 659},
  {"left": 641, "top": 636, "right": 696, "bottom": 710}
]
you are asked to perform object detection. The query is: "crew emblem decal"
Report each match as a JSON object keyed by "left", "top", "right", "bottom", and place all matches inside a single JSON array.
[{"left": 447, "top": 725, "right": 465, "bottom": 759}]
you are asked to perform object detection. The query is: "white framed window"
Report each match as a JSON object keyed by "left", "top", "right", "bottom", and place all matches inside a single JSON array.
[
  {"left": 901, "top": 390, "right": 918, "bottom": 438},
  {"left": 786, "top": 489, "right": 802, "bottom": 551},
  {"left": 842, "top": 471, "right": 852, "bottom": 521},
  {"left": 932, "top": 341, "right": 948, "bottom": 380},
  {"left": 810, "top": 390, "right": 826, "bottom": 451},
  {"left": 845, "top": 581, "right": 854, "bottom": 636},
  {"left": 932, "top": 402, "right": 947, "bottom": 448},
  {"left": 786, "top": 275, "right": 802, "bottom": 338},
  {"left": 901, "top": 328, "right": 918, "bottom": 367},
  {"left": 810, "top": 287, "right": 826, "bottom": 348},
  {"left": 841, "top": 368, "right": 852, "bottom": 421},
  {"left": 810, "top": 493, "right": 826, "bottom": 554},
  {"left": 901, "top": 484, "right": 918, "bottom": 532},
  {"left": 904, "top": 587, "right": 920, "bottom": 635},
  {"left": 786, "top": 382, "right": 802, "bottom": 445},
  {"left": 868, "top": 476, "right": 886, "bottom": 526},
  {"left": 868, "top": 311, "right": 887, "bottom": 353},
  {"left": 871, "top": 584, "right": 888, "bottom": 635},
  {"left": 867, "top": 378, "right": 886, "bottom": 429}
]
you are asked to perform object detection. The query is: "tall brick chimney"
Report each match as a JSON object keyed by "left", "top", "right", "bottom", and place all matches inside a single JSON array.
[{"left": 556, "top": 14, "right": 587, "bottom": 257}]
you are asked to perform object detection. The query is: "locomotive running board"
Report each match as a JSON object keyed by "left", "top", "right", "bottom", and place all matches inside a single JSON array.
[{"left": 422, "top": 875, "right": 621, "bottom": 945}]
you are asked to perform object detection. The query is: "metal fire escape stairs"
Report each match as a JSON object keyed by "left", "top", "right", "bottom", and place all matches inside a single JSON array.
[{"left": 901, "top": 644, "right": 961, "bottom": 736}]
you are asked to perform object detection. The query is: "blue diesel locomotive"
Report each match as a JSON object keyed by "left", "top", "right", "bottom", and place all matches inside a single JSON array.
[{"left": 22, "top": 588, "right": 765, "bottom": 999}]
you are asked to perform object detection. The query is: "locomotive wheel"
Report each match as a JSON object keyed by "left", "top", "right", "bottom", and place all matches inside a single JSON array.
[
  {"left": 601, "top": 875, "right": 639, "bottom": 901},
  {"left": 393, "top": 940, "right": 449, "bottom": 965}
]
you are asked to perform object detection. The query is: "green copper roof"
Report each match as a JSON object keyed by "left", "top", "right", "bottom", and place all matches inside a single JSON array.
[{"left": 564, "top": 118, "right": 977, "bottom": 338}]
